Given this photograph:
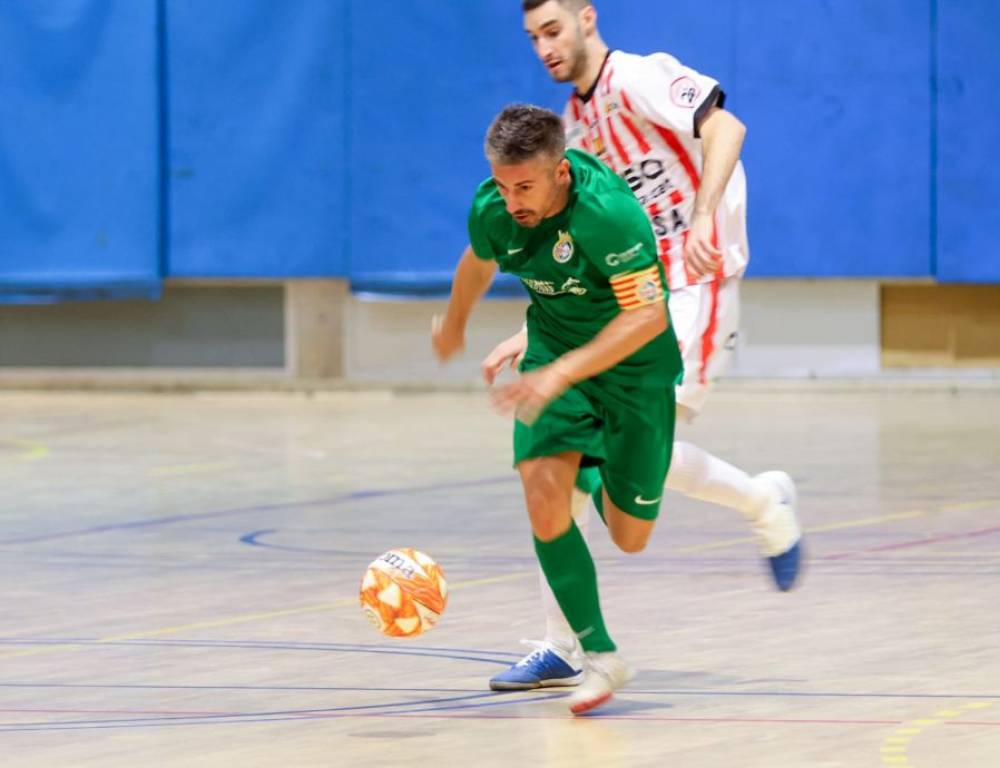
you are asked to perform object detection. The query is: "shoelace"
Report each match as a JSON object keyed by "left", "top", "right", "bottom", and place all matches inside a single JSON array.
[{"left": 513, "top": 638, "right": 552, "bottom": 667}]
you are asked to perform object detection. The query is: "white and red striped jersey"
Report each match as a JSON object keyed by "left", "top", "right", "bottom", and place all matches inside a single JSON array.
[{"left": 563, "top": 50, "right": 749, "bottom": 289}]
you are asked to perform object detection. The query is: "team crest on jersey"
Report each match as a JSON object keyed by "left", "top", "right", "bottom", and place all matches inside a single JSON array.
[
  {"left": 638, "top": 278, "right": 660, "bottom": 303},
  {"left": 670, "top": 76, "right": 700, "bottom": 108},
  {"left": 553, "top": 231, "right": 575, "bottom": 263}
]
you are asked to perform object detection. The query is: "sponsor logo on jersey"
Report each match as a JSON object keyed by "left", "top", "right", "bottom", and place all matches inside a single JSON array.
[
  {"left": 592, "top": 134, "right": 607, "bottom": 159},
  {"left": 507, "top": 247, "right": 525, "bottom": 255},
  {"left": 605, "top": 242, "right": 644, "bottom": 268},
  {"left": 559, "top": 277, "right": 588, "bottom": 296},
  {"left": 553, "top": 230, "right": 575, "bottom": 263},
  {"left": 522, "top": 278, "right": 557, "bottom": 295},
  {"left": 670, "top": 76, "right": 700, "bottom": 108},
  {"left": 521, "top": 276, "right": 588, "bottom": 297}
]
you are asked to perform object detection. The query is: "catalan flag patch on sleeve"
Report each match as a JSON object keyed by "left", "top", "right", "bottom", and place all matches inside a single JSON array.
[{"left": 610, "top": 266, "right": 665, "bottom": 311}]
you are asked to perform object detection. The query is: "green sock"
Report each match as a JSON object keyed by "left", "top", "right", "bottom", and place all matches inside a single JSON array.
[
  {"left": 533, "top": 520, "right": 616, "bottom": 653},
  {"left": 574, "top": 466, "right": 606, "bottom": 526}
]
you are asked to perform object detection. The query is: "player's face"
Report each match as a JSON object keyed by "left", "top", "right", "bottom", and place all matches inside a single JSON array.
[
  {"left": 491, "top": 155, "right": 570, "bottom": 229},
  {"left": 524, "top": 1, "right": 589, "bottom": 83}
]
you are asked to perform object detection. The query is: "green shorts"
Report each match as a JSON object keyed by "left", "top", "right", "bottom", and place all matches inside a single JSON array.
[{"left": 512, "top": 359, "right": 676, "bottom": 521}]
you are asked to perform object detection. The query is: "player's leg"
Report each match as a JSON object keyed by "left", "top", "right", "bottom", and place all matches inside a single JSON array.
[
  {"left": 592, "top": 382, "right": 675, "bottom": 554},
  {"left": 490, "top": 381, "right": 612, "bottom": 693},
  {"left": 489, "top": 478, "right": 591, "bottom": 691},
  {"left": 519, "top": 452, "right": 617, "bottom": 658},
  {"left": 566, "top": 383, "right": 675, "bottom": 714},
  {"left": 669, "top": 276, "right": 803, "bottom": 589}
]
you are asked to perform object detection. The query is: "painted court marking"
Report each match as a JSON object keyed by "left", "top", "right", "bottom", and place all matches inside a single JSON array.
[
  {"left": 880, "top": 702, "right": 994, "bottom": 766},
  {"left": 0, "top": 573, "right": 531, "bottom": 661}
]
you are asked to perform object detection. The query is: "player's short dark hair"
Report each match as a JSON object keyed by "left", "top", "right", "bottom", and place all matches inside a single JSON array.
[
  {"left": 485, "top": 104, "right": 566, "bottom": 165},
  {"left": 522, "top": 0, "right": 589, "bottom": 12}
]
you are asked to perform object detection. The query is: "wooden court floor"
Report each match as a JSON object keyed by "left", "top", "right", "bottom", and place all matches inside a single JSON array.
[{"left": 1, "top": 388, "right": 998, "bottom": 767}]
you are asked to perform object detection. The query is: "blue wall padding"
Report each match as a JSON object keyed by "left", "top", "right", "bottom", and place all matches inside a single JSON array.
[
  {"left": 165, "top": 0, "right": 348, "bottom": 278},
  {"left": 0, "top": 1, "right": 996, "bottom": 301},
  {"left": 733, "top": 0, "right": 933, "bottom": 278},
  {"left": 348, "top": 0, "right": 938, "bottom": 290},
  {"left": 0, "top": 1, "right": 161, "bottom": 303},
  {"left": 346, "top": 2, "right": 563, "bottom": 293},
  {"left": 936, "top": 0, "right": 1000, "bottom": 282},
  {"left": 347, "top": 2, "right": 742, "bottom": 295}
]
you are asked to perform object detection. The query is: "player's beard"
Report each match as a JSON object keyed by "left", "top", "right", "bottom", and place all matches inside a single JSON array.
[{"left": 551, "top": 30, "right": 588, "bottom": 83}]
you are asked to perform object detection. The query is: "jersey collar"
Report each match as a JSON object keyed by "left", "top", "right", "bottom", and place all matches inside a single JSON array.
[{"left": 574, "top": 49, "right": 612, "bottom": 104}]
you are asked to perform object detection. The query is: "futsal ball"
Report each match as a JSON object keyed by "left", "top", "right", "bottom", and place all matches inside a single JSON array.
[{"left": 359, "top": 548, "right": 448, "bottom": 638}]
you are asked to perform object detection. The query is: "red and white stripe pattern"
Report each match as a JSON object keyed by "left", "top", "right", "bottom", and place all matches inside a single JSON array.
[
  {"left": 610, "top": 266, "right": 665, "bottom": 311},
  {"left": 563, "top": 50, "right": 745, "bottom": 290}
]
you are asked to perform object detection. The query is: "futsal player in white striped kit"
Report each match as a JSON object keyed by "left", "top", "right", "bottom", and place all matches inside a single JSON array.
[{"left": 482, "top": 0, "right": 805, "bottom": 690}]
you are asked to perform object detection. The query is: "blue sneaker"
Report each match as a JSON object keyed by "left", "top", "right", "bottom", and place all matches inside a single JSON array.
[
  {"left": 769, "top": 538, "right": 803, "bottom": 591},
  {"left": 752, "top": 471, "right": 804, "bottom": 592},
  {"left": 489, "top": 640, "right": 584, "bottom": 691}
]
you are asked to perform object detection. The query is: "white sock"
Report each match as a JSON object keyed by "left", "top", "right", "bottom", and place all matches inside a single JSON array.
[
  {"left": 665, "top": 441, "right": 770, "bottom": 522},
  {"left": 539, "top": 488, "right": 590, "bottom": 653}
]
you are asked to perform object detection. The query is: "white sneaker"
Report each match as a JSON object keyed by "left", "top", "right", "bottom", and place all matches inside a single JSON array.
[
  {"left": 566, "top": 651, "right": 633, "bottom": 715},
  {"left": 752, "top": 471, "right": 804, "bottom": 591}
]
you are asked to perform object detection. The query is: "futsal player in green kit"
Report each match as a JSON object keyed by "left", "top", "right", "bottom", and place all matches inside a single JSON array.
[{"left": 432, "top": 104, "right": 682, "bottom": 715}]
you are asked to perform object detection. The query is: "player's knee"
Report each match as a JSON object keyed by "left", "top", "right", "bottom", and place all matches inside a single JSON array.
[
  {"left": 610, "top": 527, "right": 650, "bottom": 553},
  {"left": 523, "top": 484, "right": 570, "bottom": 542}
]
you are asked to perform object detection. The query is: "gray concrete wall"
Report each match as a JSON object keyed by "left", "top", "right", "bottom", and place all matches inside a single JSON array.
[
  {"left": 0, "top": 285, "right": 284, "bottom": 368},
  {"left": 0, "top": 279, "right": 888, "bottom": 382}
]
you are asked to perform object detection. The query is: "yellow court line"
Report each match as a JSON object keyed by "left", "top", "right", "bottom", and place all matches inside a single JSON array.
[
  {"left": 671, "top": 499, "right": 997, "bottom": 556},
  {"left": 879, "top": 702, "right": 994, "bottom": 766},
  {"left": 938, "top": 499, "right": 1000, "bottom": 513},
  {"left": 0, "top": 571, "right": 533, "bottom": 661},
  {"left": 672, "top": 510, "right": 927, "bottom": 555},
  {"left": 1, "top": 438, "right": 50, "bottom": 462}
]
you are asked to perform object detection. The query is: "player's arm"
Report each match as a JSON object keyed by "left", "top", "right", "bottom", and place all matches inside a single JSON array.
[
  {"left": 432, "top": 245, "right": 497, "bottom": 362},
  {"left": 491, "top": 291, "right": 666, "bottom": 423},
  {"left": 552, "top": 301, "right": 666, "bottom": 383},
  {"left": 686, "top": 107, "right": 747, "bottom": 277},
  {"left": 623, "top": 54, "right": 745, "bottom": 278}
]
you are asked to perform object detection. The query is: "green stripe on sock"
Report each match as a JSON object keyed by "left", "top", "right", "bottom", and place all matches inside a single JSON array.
[{"left": 533, "top": 521, "right": 616, "bottom": 653}]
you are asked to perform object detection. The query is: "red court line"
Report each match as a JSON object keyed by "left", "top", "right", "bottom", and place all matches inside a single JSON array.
[
  {"left": 326, "top": 713, "right": 1000, "bottom": 726},
  {"left": 823, "top": 525, "right": 1000, "bottom": 561}
]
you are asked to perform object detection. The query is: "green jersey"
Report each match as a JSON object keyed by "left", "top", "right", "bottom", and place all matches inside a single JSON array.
[{"left": 468, "top": 149, "right": 682, "bottom": 387}]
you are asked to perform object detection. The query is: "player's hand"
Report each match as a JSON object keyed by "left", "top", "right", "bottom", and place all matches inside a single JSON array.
[
  {"left": 481, "top": 327, "right": 529, "bottom": 385},
  {"left": 684, "top": 211, "right": 722, "bottom": 279},
  {"left": 490, "top": 363, "right": 572, "bottom": 426},
  {"left": 431, "top": 314, "right": 465, "bottom": 362}
]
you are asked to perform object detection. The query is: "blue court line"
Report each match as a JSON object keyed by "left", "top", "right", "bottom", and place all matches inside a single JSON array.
[
  {"left": 0, "top": 475, "right": 518, "bottom": 546},
  {"left": 0, "top": 638, "right": 520, "bottom": 665},
  {"left": 0, "top": 692, "right": 507, "bottom": 732},
  {"left": 0, "top": 682, "right": 489, "bottom": 693},
  {"left": 1, "top": 682, "right": 998, "bottom": 701}
]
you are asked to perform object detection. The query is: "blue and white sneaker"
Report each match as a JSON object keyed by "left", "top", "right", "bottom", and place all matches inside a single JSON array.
[
  {"left": 752, "top": 471, "right": 804, "bottom": 592},
  {"left": 489, "top": 640, "right": 584, "bottom": 691}
]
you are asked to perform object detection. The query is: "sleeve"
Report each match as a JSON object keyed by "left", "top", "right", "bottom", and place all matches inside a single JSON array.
[
  {"left": 581, "top": 194, "right": 666, "bottom": 312},
  {"left": 467, "top": 185, "right": 498, "bottom": 261},
  {"left": 622, "top": 52, "right": 725, "bottom": 139}
]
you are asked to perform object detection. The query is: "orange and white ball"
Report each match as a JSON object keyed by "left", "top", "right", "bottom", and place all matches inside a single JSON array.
[{"left": 359, "top": 548, "right": 448, "bottom": 638}]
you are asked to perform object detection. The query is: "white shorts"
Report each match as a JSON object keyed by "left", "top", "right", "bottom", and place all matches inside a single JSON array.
[{"left": 669, "top": 274, "right": 741, "bottom": 416}]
